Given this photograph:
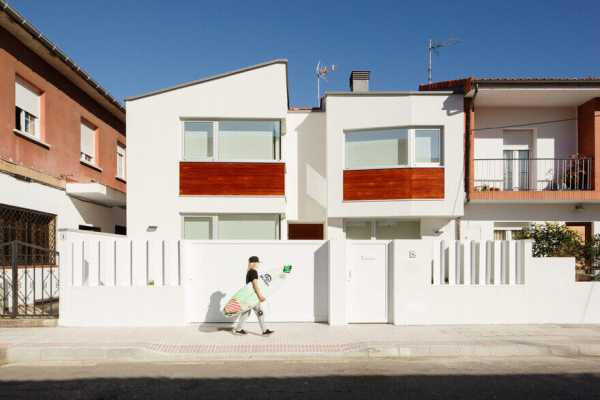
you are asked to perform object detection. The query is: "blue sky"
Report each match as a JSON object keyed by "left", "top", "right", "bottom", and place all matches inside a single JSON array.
[{"left": 10, "top": 0, "right": 600, "bottom": 107}]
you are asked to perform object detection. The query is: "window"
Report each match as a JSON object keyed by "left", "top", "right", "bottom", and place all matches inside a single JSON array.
[
  {"left": 493, "top": 222, "right": 529, "bottom": 240},
  {"left": 345, "top": 127, "right": 443, "bottom": 169},
  {"left": 182, "top": 120, "right": 281, "bottom": 162},
  {"left": 345, "top": 219, "right": 421, "bottom": 240},
  {"left": 115, "top": 225, "right": 127, "bottom": 235},
  {"left": 415, "top": 129, "right": 442, "bottom": 164},
  {"left": 219, "top": 121, "right": 280, "bottom": 161},
  {"left": 182, "top": 214, "right": 281, "bottom": 240},
  {"left": 80, "top": 120, "right": 97, "bottom": 164},
  {"left": 183, "top": 217, "right": 212, "bottom": 240},
  {"left": 184, "top": 121, "right": 213, "bottom": 160},
  {"left": 116, "top": 143, "right": 126, "bottom": 179},
  {"left": 345, "top": 128, "right": 408, "bottom": 169},
  {"left": 15, "top": 77, "right": 41, "bottom": 138}
]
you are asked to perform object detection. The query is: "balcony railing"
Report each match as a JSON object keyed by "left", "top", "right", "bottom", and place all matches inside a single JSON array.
[{"left": 473, "top": 158, "right": 593, "bottom": 192}]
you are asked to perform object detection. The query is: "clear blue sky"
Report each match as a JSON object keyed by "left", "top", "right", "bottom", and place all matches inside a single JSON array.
[{"left": 10, "top": 0, "right": 600, "bottom": 107}]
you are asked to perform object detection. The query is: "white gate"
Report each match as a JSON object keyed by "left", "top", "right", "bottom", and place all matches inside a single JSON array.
[{"left": 347, "top": 241, "right": 388, "bottom": 323}]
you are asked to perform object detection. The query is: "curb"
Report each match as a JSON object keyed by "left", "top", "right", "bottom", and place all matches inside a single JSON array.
[{"left": 4, "top": 341, "right": 600, "bottom": 364}]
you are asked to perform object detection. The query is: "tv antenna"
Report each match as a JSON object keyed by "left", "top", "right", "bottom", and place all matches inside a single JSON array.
[
  {"left": 315, "top": 61, "right": 336, "bottom": 104},
  {"left": 427, "top": 38, "right": 460, "bottom": 84}
]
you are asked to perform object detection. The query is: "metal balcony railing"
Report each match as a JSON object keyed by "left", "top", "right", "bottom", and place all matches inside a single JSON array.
[{"left": 473, "top": 158, "right": 593, "bottom": 192}]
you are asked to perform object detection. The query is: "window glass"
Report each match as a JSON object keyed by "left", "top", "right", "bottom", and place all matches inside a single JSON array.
[
  {"left": 415, "top": 129, "right": 442, "bottom": 164},
  {"left": 183, "top": 217, "right": 212, "bottom": 240},
  {"left": 218, "top": 121, "right": 280, "bottom": 161},
  {"left": 345, "top": 128, "right": 408, "bottom": 169},
  {"left": 184, "top": 121, "right": 213, "bottom": 160},
  {"left": 116, "top": 144, "right": 126, "bottom": 179},
  {"left": 15, "top": 78, "right": 41, "bottom": 137},
  {"left": 217, "top": 214, "right": 279, "bottom": 240},
  {"left": 345, "top": 221, "right": 372, "bottom": 240},
  {"left": 375, "top": 221, "right": 420, "bottom": 240}
]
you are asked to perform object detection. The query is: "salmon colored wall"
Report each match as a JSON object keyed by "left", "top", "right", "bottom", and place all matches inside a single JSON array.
[{"left": 0, "top": 27, "right": 125, "bottom": 193}]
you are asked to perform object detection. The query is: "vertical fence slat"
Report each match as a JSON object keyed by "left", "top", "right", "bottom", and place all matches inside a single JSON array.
[
  {"left": 509, "top": 241, "right": 517, "bottom": 285},
  {"left": 464, "top": 241, "right": 472, "bottom": 285},
  {"left": 432, "top": 240, "right": 441, "bottom": 285},
  {"left": 448, "top": 241, "right": 456, "bottom": 285},
  {"left": 477, "top": 241, "right": 484, "bottom": 285},
  {"left": 493, "top": 241, "right": 502, "bottom": 285}
]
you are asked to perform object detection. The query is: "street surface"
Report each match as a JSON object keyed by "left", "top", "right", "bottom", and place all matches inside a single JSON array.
[{"left": 2, "top": 356, "right": 600, "bottom": 399}]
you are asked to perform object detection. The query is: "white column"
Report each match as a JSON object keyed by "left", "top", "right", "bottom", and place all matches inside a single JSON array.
[{"left": 328, "top": 240, "right": 347, "bottom": 325}]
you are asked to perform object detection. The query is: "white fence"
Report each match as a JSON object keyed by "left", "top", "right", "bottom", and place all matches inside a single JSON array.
[
  {"left": 57, "top": 230, "right": 600, "bottom": 327},
  {"left": 433, "top": 240, "right": 526, "bottom": 286}
]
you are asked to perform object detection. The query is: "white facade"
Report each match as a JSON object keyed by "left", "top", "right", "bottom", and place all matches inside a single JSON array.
[
  {"left": 1, "top": 172, "right": 125, "bottom": 234},
  {"left": 126, "top": 61, "right": 289, "bottom": 239},
  {"left": 126, "top": 60, "right": 465, "bottom": 241}
]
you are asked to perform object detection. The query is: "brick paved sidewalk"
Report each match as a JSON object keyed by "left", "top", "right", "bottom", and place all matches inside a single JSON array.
[{"left": 2, "top": 323, "right": 600, "bottom": 363}]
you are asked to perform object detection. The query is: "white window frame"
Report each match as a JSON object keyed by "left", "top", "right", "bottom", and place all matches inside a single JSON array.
[
  {"left": 116, "top": 143, "right": 126, "bottom": 179},
  {"left": 80, "top": 120, "right": 97, "bottom": 165},
  {"left": 181, "top": 119, "right": 282, "bottom": 163},
  {"left": 14, "top": 77, "right": 41, "bottom": 139},
  {"left": 344, "top": 126, "right": 444, "bottom": 170},
  {"left": 181, "top": 214, "right": 282, "bottom": 240},
  {"left": 343, "top": 219, "right": 421, "bottom": 240}
]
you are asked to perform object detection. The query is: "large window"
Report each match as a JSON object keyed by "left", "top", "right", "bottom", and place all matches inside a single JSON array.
[
  {"left": 183, "top": 120, "right": 280, "bottom": 162},
  {"left": 80, "top": 120, "right": 97, "bottom": 164},
  {"left": 182, "top": 214, "right": 281, "bottom": 240},
  {"left": 345, "top": 127, "right": 443, "bottom": 169},
  {"left": 15, "top": 77, "right": 41, "bottom": 138},
  {"left": 345, "top": 219, "right": 420, "bottom": 240}
]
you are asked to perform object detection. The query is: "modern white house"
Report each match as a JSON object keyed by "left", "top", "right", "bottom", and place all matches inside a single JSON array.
[{"left": 125, "top": 60, "right": 465, "bottom": 243}]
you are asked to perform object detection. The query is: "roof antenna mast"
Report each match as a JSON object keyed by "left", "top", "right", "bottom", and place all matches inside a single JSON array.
[
  {"left": 427, "top": 38, "right": 460, "bottom": 84},
  {"left": 316, "top": 61, "right": 336, "bottom": 105}
]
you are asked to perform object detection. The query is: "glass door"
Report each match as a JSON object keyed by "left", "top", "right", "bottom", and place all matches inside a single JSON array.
[{"left": 503, "top": 150, "right": 530, "bottom": 191}]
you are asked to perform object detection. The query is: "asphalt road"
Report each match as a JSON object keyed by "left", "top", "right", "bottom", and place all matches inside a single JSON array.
[{"left": 2, "top": 356, "right": 600, "bottom": 399}]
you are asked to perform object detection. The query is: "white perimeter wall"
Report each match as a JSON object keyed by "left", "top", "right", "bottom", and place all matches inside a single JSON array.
[
  {"left": 324, "top": 93, "right": 465, "bottom": 219},
  {"left": 125, "top": 62, "right": 289, "bottom": 240},
  {"left": 0, "top": 172, "right": 125, "bottom": 234},
  {"left": 393, "top": 240, "right": 600, "bottom": 324}
]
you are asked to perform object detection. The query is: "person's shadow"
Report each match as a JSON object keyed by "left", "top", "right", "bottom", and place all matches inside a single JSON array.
[{"left": 197, "top": 291, "right": 232, "bottom": 333}]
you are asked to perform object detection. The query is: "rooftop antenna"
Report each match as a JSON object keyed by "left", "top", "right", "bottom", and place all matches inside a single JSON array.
[
  {"left": 427, "top": 38, "right": 460, "bottom": 84},
  {"left": 316, "top": 61, "right": 336, "bottom": 105}
]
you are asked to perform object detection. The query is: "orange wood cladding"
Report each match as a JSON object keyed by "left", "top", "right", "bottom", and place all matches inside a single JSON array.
[
  {"left": 343, "top": 168, "right": 444, "bottom": 200},
  {"left": 179, "top": 162, "right": 285, "bottom": 196}
]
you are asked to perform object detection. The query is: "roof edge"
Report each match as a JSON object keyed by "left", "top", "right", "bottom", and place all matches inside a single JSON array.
[
  {"left": 324, "top": 90, "right": 455, "bottom": 98},
  {"left": 0, "top": 0, "right": 125, "bottom": 117},
  {"left": 125, "top": 59, "right": 289, "bottom": 102}
]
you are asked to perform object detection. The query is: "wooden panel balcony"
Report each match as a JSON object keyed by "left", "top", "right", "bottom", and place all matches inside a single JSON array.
[{"left": 179, "top": 162, "right": 284, "bottom": 196}]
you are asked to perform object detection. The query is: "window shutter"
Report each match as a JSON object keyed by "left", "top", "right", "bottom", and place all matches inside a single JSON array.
[
  {"left": 80, "top": 122, "right": 96, "bottom": 158},
  {"left": 15, "top": 78, "right": 40, "bottom": 117}
]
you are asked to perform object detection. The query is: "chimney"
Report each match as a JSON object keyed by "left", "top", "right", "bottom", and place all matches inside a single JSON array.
[{"left": 349, "top": 70, "right": 370, "bottom": 92}]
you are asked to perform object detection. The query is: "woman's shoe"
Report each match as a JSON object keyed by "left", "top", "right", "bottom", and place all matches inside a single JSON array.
[
  {"left": 262, "top": 329, "right": 274, "bottom": 335},
  {"left": 234, "top": 329, "right": 247, "bottom": 335}
]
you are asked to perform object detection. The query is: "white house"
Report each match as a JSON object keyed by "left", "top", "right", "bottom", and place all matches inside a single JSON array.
[{"left": 125, "top": 61, "right": 465, "bottom": 242}]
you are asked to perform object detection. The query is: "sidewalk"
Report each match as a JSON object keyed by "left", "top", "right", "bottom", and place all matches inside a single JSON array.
[{"left": 2, "top": 324, "right": 600, "bottom": 364}]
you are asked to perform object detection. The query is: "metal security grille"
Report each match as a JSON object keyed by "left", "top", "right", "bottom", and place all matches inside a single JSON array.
[
  {"left": 0, "top": 205, "right": 58, "bottom": 318},
  {"left": 0, "top": 204, "right": 56, "bottom": 252},
  {"left": 0, "top": 241, "right": 59, "bottom": 318}
]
